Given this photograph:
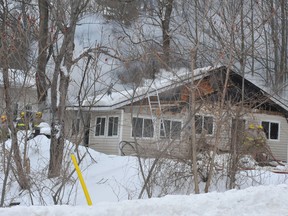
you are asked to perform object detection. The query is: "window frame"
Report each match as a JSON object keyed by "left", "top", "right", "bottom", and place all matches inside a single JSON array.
[
  {"left": 95, "top": 115, "right": 120, "bottom": 137},
  {"left": 261, "top": 120, "right": 280, "bottom": 141},
  {"left": 108, "top": 116, "right": 119, "bottom": 137},
  {"left": 95, "top": 117, "right": 106, "bottom": 137},
  {"left": 195, "top": 115, "right": 214, "bottom": 135},
  {"left": 132, "top": 117, "right": 154, "bottom": 138},
  {"left": 160, "top": 119, "right": 182, "bottom": 140}
]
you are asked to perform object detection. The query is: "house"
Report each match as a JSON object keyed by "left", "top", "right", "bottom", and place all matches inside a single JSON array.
[
  {"left": 66, "top": 65, "right": 288, "bottom": 161},
  {"left": 0, "top": 68, "right": 38, "bottom": 119}
]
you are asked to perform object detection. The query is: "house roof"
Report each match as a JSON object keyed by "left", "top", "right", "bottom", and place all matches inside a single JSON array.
[
  {"left": 67, "top": 65, "right": 288, "bottom": 114},
  {"left": 240, "top": 72, "right": 288, "bottom": 115},
  {"left": 68, "top": 65, "right": 219, "bottom": 111}
]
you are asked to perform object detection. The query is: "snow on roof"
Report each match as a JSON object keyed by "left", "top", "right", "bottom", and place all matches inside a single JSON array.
[
  {"left": 242, "top": 71, "right": 288, "bottom": 113},
  {"left": 73, "top": 64, "right": 288, "bottom": 113},
  {"left": 78, "top": 65, "right": 218, "bottom": 111}
]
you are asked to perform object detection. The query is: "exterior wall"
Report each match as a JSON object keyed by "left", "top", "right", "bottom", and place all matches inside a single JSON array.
[
  {"left": 88, "top": 110, "right": 123, "bottom": 155},
  {"left": 0, "top": 86, "right": 38, "bottom": 115},
  {"left": 86, "top": 105, "right": 187, "bottom": 157},
  {"left": 245, "top": 113, "right": 288, "bottom": 161},
  {"left": 64, "top": 110, "right": 89, "bottom": 146},
  {"left": 121, "top": 106, "right": 186, "bottom": 157},
  {"left": 86, "top": 104, "right": 288, "bottom": 161}
]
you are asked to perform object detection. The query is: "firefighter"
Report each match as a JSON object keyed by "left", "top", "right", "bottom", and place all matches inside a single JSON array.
[
  {"left": 243, "top": 123, "right": 262, "bottom": 160},
  {"left": 16, "top": 112, "right": 29, "bottom": 130},
  {"left": 0, "top": 115, "right": 10, "bottom": 142},
  {"left": 255, "top": 125, "right": 269, "bottom": 164},
  {"left": 255, "top": 125, "right": 267, "bottom": 147},
  {"left": 243, "top": 124, "right": 257, "bottom": 150},
  {"left": 32, "top": 111, "right": 44, "bottom": 136}
]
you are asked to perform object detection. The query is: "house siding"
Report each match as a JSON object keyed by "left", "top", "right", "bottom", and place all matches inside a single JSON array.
[
  {"left": 64, "top": 110, "right": 87, "bottom": 146},
  {"left": 88, "top": 110, "right": 122, "bottom": 155},
  {"left": 251, "top": 113, "right": 288, "bottom": 161},
  {"left": 119, "top": 106, "right": 188, "bottom": 157},
  {"left": 85, "top": 104, "right": 288, "bottom": 162},
  {"left": 0, "top": 87, "right": 38, "bottom": 114}
]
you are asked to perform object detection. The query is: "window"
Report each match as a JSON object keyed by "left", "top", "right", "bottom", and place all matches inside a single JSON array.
[
  {"left": 108, "top": 117, "right": 119, "bottom": 136},
  {"left": 195, "top": 115, "right": 213, "bottom": 135},
  {"left": 95, "top": 117, "right": 106, "bottom": 136},
  {"left": 160, "top": 120, "right": 182, "bottom": 139},
  {"left": 132, "top": 117, "right": 154, "bottom": 138},
  {"left": 261, "top": 121, "right": 279, "bottom": 140}
]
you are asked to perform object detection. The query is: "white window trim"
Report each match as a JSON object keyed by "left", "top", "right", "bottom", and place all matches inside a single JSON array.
[
  {"left": 95, "top": 117, "right": 106, "bottom": 137},
  {"left": 195, "top": 114, "right": 214, "bottom": 136},
  {"left": 159, "top": 119, "right": 183, "bottom": 140},
  {"left": 94, "top": 115, "right": 120, "bottom": 138},
  {"left": 107, "top": 116, "right": 120, "bottom": 138},
  {"left": 131, "top": 116, "right": 155, "bottom": 139},
  {"left": 261, "top": 120, "right": 280, "bottom": 141}
]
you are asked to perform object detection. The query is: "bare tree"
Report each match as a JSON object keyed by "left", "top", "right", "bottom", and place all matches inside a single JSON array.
[
  {"left": 47, "top": 0, "right": 90, "bottom": 178},
  {"left": 37, "top": 0, "right": 49, "bottom": 110},
  {"left": 0, "top": 1, "right": 30, "bottom": 191}
]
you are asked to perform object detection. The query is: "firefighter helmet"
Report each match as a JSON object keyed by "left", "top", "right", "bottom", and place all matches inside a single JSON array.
[
  {"left": 20, "top": 112, "right": 25, "bottom": 118},
  {"left": 36, "top": 111, "right": 42, "bottom": 118},
  {"left": 1, "top": 115, "right": 7, "bottom": 122}
]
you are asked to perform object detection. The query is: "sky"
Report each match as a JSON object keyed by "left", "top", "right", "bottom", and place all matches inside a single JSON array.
[{"left": 1, "top": 131, "right": 288, "bottom": 215}]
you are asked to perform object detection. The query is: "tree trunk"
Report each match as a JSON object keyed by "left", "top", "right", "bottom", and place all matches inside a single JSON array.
[
  {"left": 48, "top": 69, "right": 70, "bottom": 178},
  {"left": 37, "top": 0, "right": 49, "bottom": 108},
  {"left": 190, "top": 48, "right": 199, "bottom": 194},
  {"left": 270, "top": 0, "right": 279, "bottom": 85},
  {"left": 250, "top": 0, "right": 254, "bottom": 75},
  {"left": 3, "top": 68, "right": 30, "bottom": 190},
  {"left": 48, "top": 0, "right": 83, "bottom": 178},
  {"left": 204, "top": 66, "right": 232, "bottom": 193},
  {"left": 0, "top": 2, "right": 30, "bottom": 190},
  {"left": 280, "top": 0, "right": 287, "bottom": 83},
  {"left": 160, "top": 0, "right": 173, "bottom": 67}
]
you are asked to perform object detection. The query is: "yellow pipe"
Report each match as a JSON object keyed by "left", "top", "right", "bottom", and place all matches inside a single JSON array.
[{"left": 71, "top": 154, "right": 93, "bottom": 206}]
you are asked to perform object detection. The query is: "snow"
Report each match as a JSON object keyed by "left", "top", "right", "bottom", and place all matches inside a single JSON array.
[
  {"left": 1, "top": 185, "right": 288, "bottom": 216},
  {"left": 1, "top": 132, "right": 288, "bottom": 215}
]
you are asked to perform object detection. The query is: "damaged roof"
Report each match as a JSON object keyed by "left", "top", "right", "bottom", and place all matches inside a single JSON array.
[{"left": 67, "top": 65, "right": 288, "bottom": 115}]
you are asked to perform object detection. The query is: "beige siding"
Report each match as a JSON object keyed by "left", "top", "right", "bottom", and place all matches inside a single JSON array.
[
  {"left": 86, "top": 104, "right": 288, "bottom": 161},
  {"left": 249, "top": 113, "right": 288, "bottom": 161},
  {"left": 119, "top": 106, "right": 187, "bottom": 157},
  {"left": 64, "top": 110, "right": 87, "bottom": 145},
  {"left": 0, "top": 87, "right": 38, "bottom": 114},
  {"left": 212, "top": 111, "right": 288, "bottom": 161},
  {"left": 88, "top": 110, "right": 122, "bottom": 155}
]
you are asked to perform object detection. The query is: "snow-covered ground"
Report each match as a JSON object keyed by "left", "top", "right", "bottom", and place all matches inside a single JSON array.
[
  {"left": 1, "top": 184, "right": 288, "bottom": 216},
  {"left": 1, "top": 134, "right": 288, "bottom": 215}
]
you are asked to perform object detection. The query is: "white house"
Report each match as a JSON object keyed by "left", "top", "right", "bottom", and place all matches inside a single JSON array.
[{"left": 66, "top": 65, "right": 288, "bottom": 161}]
